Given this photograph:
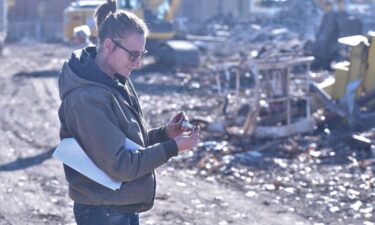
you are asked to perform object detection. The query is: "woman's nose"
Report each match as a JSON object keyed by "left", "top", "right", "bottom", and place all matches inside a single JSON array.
[{"left": 132, "top": 58, "right": 142, "bottom": 69}]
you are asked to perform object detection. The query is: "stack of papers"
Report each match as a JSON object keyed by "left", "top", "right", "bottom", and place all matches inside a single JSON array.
[{"left": 53, "top": 138, "right": 142, "bottom": 190}]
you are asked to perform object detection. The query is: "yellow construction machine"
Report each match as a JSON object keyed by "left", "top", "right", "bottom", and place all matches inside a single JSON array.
[
  {"left": 63, "top": 0, "right": 200, "bottom": 68},
  {"left": 310, "top": 32, "right": 375, "bottom": 126},
  {"left": 63, "top": 0, "right": 103, "bottom": 42},
  {"left": 305, "top": 0, "right": 375, "bottom": 123},
  {"left": 318, "top": 33, "right": 375, "bottom": 100},
  {"left": 310, "top": 0, "right": 375, "bottom": 100}
]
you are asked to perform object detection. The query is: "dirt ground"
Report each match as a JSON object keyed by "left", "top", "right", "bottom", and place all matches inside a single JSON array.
[{"left": 0, "top": 43, "right": 316, "bottom": 225}]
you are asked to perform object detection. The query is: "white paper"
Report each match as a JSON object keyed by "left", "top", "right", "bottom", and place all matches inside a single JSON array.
[
  {"left": 53, "top": 138, "right": 142, "bottom": 190},
  {"left": 124, "top": 138, "right": 142, "bottom": 151}
]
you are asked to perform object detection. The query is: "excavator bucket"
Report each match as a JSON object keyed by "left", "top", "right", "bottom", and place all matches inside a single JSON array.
[{"left": 155, "top": 40, "right": 200, "bottom": 69}]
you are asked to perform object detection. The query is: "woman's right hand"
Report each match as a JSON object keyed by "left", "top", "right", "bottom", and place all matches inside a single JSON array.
[{"left": 174, "top": 126, "right": 200, "bottom": 152}]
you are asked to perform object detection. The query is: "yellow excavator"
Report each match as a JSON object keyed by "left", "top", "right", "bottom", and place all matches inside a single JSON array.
[
  {"left": 310, "top": 0, "right": 375, "bottom": 123},
  {"left": 63, "top": 0, "right": 200, "bottom": 68}
]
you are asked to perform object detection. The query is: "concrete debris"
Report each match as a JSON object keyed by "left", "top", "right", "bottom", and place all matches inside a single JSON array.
[{"left": 159, "top": 4, "right": 375, "bottom": 223}]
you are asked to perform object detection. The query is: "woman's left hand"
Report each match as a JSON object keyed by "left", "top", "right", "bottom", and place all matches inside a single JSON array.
[{"left": 165, "top": 111, "right": 189, "bottom": 139}]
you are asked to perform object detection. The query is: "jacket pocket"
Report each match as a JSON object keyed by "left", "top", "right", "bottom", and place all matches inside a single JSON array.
[{"left": 115, "top": 172, "right": 155, "bottom": 205}]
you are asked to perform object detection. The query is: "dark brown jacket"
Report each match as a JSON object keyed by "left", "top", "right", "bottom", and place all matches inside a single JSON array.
[{"left": 58, "top": 51, "right": 177, "bottom": 212}]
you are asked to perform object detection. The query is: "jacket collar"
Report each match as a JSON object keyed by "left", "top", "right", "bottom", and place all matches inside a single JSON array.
[{"left": 68, "top": 47, "right": 128, "bottom": 89}]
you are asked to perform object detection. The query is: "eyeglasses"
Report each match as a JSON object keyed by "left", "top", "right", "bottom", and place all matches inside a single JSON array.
[{"left": 111, "top": 39, "right": 148, "bottom": 63}]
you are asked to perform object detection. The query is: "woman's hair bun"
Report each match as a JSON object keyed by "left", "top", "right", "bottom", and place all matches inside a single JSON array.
[{"left": 107, "top": 0, "right": 117, "bottom": 13}]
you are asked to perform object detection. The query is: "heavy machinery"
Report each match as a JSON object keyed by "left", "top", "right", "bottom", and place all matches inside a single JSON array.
[
  {"left": 310, "top": 32, "right": 375, "bottom": 127},
  {"left": 316, "top": 33, "right": 375, "bottom": 99},
  {"left": 0, "top": 0, "right": 7, "bottom": 55},
  {"left": 63, "top": 0, "right": 200, "bottom": 68},
  {"left": 63, "top": 0, "right": 103, "bottom": 43}
]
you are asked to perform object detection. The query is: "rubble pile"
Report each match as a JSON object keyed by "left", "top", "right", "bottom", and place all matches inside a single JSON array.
[
  {"left": 169, "top": 127, "right": 375, "bottom": 224},
  {"left": 272, "top": 0, "right": 322, "bottom": 39},
  {"left": 137, "top": 41, "right": 375, "bottom": 225},
  {"left": 198, "top": 23, "right": 306, "bottom": 61},
  {"left": 195, "top": 17, "right": 313, "bottom": 74},
  {"left": 196, "top": 0, "right": 321, "bottom": 58},
  {"left": 135, "top": 7, "right": 375, "bottom": 222}
]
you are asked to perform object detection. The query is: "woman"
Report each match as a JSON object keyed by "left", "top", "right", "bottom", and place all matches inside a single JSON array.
[{"left": 58, "top": 1, "right": 200, "bottom": 224}]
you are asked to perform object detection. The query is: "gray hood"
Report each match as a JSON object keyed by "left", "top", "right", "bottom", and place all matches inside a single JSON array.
[
  {"left": 59, "top": 62, "right": 105, "bottom": 100},
  {"left": 59, "top": 47, "right": 111, "bottom": 101}
]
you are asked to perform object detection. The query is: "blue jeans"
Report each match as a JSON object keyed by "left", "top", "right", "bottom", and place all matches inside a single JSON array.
[{"left": 73, "top": 202, "right": 140, "bottom": 225}]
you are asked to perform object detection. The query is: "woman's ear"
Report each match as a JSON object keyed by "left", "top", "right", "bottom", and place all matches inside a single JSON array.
[{"left": 102, "top": 38, "right": 114, "bottom": 54}]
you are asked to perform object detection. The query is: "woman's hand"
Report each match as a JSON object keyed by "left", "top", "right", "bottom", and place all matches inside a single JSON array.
[
  {"left": 165, "top": 111, "right": 189, "bottom": 139},
  {"left": 174, "top": 126, "right": 200, "bottom": 152}
]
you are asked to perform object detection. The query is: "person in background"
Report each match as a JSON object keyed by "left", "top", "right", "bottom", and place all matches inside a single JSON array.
[
  {"left": 57, "top": 0, "right": 200, "bottom": 224},
  {"left": 72, "top": 25, "right": 93, "bottom": 49}
]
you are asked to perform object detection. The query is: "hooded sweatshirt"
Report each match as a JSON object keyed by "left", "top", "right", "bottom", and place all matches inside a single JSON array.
[{"left": 58, "top": 47, "right": 178, "bottom": 212}]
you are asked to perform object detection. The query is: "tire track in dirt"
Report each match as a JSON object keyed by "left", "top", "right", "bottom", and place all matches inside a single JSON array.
[
  {"left": 0, "top": 72, "right": 60, "bottom": 151},
  {"left": 0, "top": 79, "right": 57, "bottom": 151},
  {"left": 0, "top": 44, "right": 76, "bottom": 225}
]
